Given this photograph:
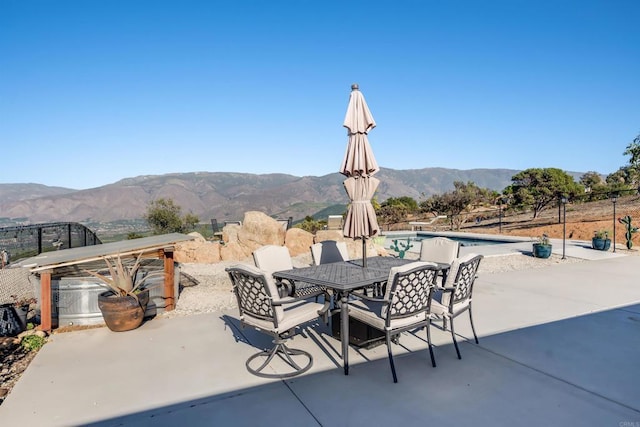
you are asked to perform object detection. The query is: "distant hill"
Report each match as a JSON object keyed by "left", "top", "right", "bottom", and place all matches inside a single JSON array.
[
  {"left": 0, "top": 183, "right": 77, "bottom": 204},
  {"left": 0, "top": 168, "right": 540, "bottom": 224}
]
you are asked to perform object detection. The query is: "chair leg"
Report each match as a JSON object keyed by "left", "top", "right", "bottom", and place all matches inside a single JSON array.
[
  {"left": 246, "top": 336, "right": 313, "bottom": 378},
  {"left": 468, "top": 306, "right": 479, "bottom": 344},
  {"left": 449, "top": 317, "right": 462, "bottom": 359},
  {"left": 426, "top": 320, "right": 436, "bottom": 368},
  {"left": 386, "top": 334, "right": 398, "bottom": 383}
]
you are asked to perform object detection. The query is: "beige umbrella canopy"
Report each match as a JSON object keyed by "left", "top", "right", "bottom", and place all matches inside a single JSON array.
[
  {"left": 340, "top": 84, "right": 381, "bottom": 266},
  {"left": 342, "top": 176, "right": 380, "bottom": 238},
  {"left": 340, "top": 84, "right": 379, "bottom": 178}
]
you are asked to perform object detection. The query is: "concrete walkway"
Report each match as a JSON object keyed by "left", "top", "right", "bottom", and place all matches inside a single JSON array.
[{"left": 1, "top": 241, "right": 639, "bottom": 426}]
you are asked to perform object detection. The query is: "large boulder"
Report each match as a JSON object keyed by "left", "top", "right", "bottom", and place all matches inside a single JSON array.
[
  {"left": 176, "top": 211, "right": 387, "bottom": 264},
  {"left": 315, "top": 230, "right": 344, "bottom": 243},
  {"left": 285, "top": 228, "right": 314, "bottom": 257},
  {"left": 174, "top": 233, "right": 221, "bottom": 263},
  {"left": 222, "top": 224, "right": 241, "bottom": 244},
  {"left": 220, "top": 241, "right": 251, "bottom": 262},
  {"left": 237, "top": 211, "right": 286, "bottom": 247}
]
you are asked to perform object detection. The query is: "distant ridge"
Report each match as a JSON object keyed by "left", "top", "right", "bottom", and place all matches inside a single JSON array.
[{"left": 0, "top": 167, "right": 558, "bottom": 223}]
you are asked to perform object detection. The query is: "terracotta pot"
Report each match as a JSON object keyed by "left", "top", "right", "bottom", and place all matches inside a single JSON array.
[{"left": 98, "top": 289, "right": 149, "bottom": 332}]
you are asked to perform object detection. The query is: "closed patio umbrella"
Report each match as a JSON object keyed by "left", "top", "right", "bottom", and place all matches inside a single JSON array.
[{"left": 340, "top": 84, "right": 381, "bottom": 266}]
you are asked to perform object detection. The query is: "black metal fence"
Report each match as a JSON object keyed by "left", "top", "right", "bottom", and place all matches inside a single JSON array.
[{"left": 0, "top": 222, "right": 101, "bottom": 264}]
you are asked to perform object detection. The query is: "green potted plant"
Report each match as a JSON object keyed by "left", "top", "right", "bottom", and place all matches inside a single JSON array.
[
  {"left": 85, "top": 252, "right": 162, "bottom": 332},
  {"left": 591, "top": 230, "right": 611, "bottom": 251},
  {"left": 532, "top": 234, "right": 552, "bottom": 258}
]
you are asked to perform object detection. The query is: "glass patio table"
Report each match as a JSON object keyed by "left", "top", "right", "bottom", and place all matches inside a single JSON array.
[{"left": 273, "top": 257, "right": 416, "bottom": 376}]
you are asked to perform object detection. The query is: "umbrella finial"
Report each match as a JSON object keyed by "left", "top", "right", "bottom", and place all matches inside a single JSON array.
[{"left": 351, "top": 83, "right": 359, "bottom": 91}]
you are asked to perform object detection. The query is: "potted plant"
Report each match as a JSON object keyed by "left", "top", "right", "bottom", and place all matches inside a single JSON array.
[
  {"left": 85, "top": 252, "right": 162, "bottom": 332},
  {"left": 532, "top": 234, "right": 552, "bottom": 258},
  {"left": 592, "top": 230, "right": 611, "bottom": 251}
]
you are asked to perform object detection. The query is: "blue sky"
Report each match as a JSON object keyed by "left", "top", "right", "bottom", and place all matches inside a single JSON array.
[{"left": 1, "top": 0, "right": 639, "bottom": 190}]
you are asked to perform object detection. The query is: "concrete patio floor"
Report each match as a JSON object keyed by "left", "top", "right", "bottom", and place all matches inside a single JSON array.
[{"left": 1, "top": 240, "right": 639, "bottom": 426}]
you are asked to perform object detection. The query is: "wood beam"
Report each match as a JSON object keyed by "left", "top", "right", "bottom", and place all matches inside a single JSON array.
[
  {"left": 163, "top": 248, "right": 175, "bottom": 311},
  {"left": 39, "top": 271, "right": 52, "bottom": 332}
]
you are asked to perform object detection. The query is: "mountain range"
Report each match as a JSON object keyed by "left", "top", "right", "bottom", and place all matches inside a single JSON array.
[{"left": 0, "top": 167, "right": 532, "bottom": 224}]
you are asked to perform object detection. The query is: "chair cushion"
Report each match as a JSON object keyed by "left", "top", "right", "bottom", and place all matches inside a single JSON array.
[
  {"left": 419, "top": 237, "right": 460, "bottom": 265},
  {"left": 430, "top": 299, "right": 471, "bottom": 317},
  {"left": 244, "top": 299, "right": 325, "bottom": 334},
  {"left": 349, "top": 302, "right": 426, "bottom": 331},
  {"left": 253, "top": 245, "right": 294, "bottom": 272}
]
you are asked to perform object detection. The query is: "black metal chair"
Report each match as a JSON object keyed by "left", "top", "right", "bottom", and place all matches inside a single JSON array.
[
  {"left": 430, "top": 253, "right": 483, "bottom": 359},
  {"left": 226, "top": 264, "right": 329, "bottom": 378},
  {"left": 348, "top": 261, "right": 440, "bottom": 383},
  {"left": 310, "top": 240, "right": 350, "bottom": 266},
  {"left": 253, "top": 245, "right": 327, "bottom": 300}
]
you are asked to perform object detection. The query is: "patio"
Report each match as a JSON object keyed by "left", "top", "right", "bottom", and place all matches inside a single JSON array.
[{"left": 0, "top": 242, "right": 639, "bottom": 426}]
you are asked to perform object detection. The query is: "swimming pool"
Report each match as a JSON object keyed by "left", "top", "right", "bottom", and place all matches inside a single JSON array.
[{"left": 383, "top": 232, "right": 515, "bottom": 248}]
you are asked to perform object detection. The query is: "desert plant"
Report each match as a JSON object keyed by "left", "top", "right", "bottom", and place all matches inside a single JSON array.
[
  {"left": 390, "top": 238, "right": 413, "bottom": 259},
  {"left": 84, "top": 252, "right": 162, "bottom": 297},
  {"left": 536, "top": 234, "right": 551, "bottom": 246},
  {"left": 618, "top": 216, "right": 638, "bottom": 249},
  {"left": 593, "top": 230, "right": 609, "bottom": 240}
]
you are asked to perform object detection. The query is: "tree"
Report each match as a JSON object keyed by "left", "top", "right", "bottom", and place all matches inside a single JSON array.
[
  {"left": 623, "top": 133, "right": 640, "bottom": 169},
  {"left": 579, "top": 171, "right": 607, "bottom": 200},
  {"left": 375, "top": 196, "right": 419, "bottom": 229},
  {"left": 295, "top": 215, "right": 326, "bottom": 234},
  {"left": 579, "top": 171, "right": 604, "bottom": 192},
  {"left": 621, "top": 133, "right": 640, "bottom": 186},
  {"left": 605, "top": 133, "right": 640, "bottom": 192},
  {"left": 503, "top": 168, "right": 583, "bottom": 218},
  {"left": 419, "top": 181, "right": 494, "bottom": 230},
  {"left": 605, "top": 168, "right": 631, "bottom": 192},
  {"left": 144, "top": 198, "right": 200, "bottom": 234},
  {"left": 377, "top": 203, "right": 409, "bottom": 229}
]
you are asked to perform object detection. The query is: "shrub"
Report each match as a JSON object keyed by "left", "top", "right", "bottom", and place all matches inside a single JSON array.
[{"left": 21, "top": 334, "right": 46, "bottom": 352}]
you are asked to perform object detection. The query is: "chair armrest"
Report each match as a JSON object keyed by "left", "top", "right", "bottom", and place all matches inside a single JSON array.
[
  {"left": 350, "top": 291, "right": 390, "bottom": 304},
  {"left": 317, "top": 299, "right": 331, "bottom": 323},
  {"left": 274, "top": 278, "right": 295, "bottom": 298},
  {"left": 272, "top": 294, "right": 315, "bottom": 305}
]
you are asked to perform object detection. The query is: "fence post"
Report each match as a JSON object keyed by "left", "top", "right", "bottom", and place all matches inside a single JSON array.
[
  {"left": 561, "top": 196, "right": 567, "bottom": 259},
  {"left": 611, "top": 194, "right": 618, "bottom": 253}
]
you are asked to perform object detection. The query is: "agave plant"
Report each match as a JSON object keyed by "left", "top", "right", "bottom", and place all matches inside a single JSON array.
[{"left": 85, "top": 252, "right": 162, "bottom": 297}]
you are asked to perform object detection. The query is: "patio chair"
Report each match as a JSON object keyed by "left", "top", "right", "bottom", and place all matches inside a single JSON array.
[
  {"left": 430, "top": 253, "right": 483, "bottom": 360},
  {"left": 419, "top": 237, "right": 461, "bottom": 284},
  {"left": 347, "top": 261, "right": 440, "bottom": 383},
  {"left": 226, "top": 264, "right": 330, "bottom": 378},
  {"left": 419, "top": 237, "right": 460, "bottom": 265},
  {"left": 310, "top": 240, "right": 350, "bottom": 265},
  {"left": 252, "top": 245, "right": 326, "bottom": 300}
]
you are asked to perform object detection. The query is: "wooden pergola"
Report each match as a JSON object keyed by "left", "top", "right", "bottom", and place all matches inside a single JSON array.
[{"left": 17, "top": 233, "right": 194, "bottom": 332}]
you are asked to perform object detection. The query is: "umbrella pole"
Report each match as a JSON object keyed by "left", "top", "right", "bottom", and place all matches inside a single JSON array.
[{"left": 362, "top": 236, "right": 367, "bottom": 267}]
